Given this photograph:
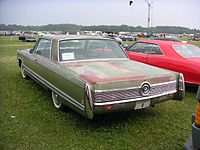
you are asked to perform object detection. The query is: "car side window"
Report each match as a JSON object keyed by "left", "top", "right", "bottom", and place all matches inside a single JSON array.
[
  {"left": 34, "top": 39, "right": 51, "bottom": 59},
  {"left": 129, "top": 43, "right": 147, "bottom": 53},
  {"left": 129, "top": 43, "right": 163, "bottom": 55},
  {"left": 149, "top": 44, "right": 163, "bottom": 55}
]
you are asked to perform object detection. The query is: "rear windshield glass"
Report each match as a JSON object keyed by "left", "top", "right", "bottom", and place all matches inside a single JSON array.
[
  {"left": 59, "top": 39, "right": 127, "bottom": 61},
  {"left": 173, "top": 44, "right": 200, "bottom": 58}
]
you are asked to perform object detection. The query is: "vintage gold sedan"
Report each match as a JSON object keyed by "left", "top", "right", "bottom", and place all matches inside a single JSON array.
[{"left": 17, "top": 35, "right": 185, "bottom": 119}]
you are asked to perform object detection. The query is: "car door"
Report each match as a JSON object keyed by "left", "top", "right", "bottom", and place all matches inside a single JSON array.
[
  {"left": 28, "top": 38, "right": 57, "bottom": 82},
  {"left": 145, "top": 44, "right": 187, "bottom": 74},
  {"left": 24, "top": 39, "right": 45, "bottom": 75},
  {"left": 127, "top": 42, "right": 150, "bottom": 63},
  {"left": 145, "top": 43, "right": 165, "bottom": 67}
]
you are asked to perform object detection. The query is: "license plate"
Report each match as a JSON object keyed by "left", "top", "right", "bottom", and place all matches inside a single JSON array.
[{"left": 134, "top": 100, "right": 151, "bottom": 110}]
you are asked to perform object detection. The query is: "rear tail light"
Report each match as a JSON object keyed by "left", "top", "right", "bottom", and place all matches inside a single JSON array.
[
  {"left": 195, "top": 102, "right": 200, "bottom": 127},
  {"left": 167, "top": 93, "right": 174, "bottom": 99},
  {"left": 104, "top": 105, "right": 113, "bottom": 111}
]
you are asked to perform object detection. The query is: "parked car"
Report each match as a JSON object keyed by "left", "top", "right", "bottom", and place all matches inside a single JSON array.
[
  {"left": 18, "top": 35, "right": 25, "bottom": 41},
  {"left": 110, "top": 37, "right": 122, "bottom": 45},
  {"left": 65, "top": 31, "right": 80, "bottom": 35},
  {"left": 24, "top": 35, "right": 36, "bottom": 42},
  {"left": 184, "top": 85, "right": 200, "bottom": 150},
  {"left": 17, "top": 36, "right": 185, "bottom": 119},
  {"left": 19, "top": 34, "right": 36, "bottom": 42},
  {"left": 126, "top": 40, "right": 200, "bottom": 85},
  {"left": 150, "top": 37, "right": 182, "bottom": 42},
  {"left": 119, "top": 35, "right": 136, "bottom": 41},
  {"left": 188, "top": 34, "right": 200, "bottom": 41}
]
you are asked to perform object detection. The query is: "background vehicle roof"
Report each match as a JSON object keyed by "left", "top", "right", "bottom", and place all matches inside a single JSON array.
[
  {"left": 137, "top": 39, "right": 187, "bottom": 46},
  {"left": 135, "top": 40, "right": 194, "bottom": 59},
  {"left": 42, "top": 35, "right": 109, "bottom": 41}
]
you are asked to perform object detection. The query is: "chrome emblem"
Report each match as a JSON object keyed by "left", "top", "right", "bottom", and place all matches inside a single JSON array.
[{"left": 140, "top": 82, "right": 151, "bottom": 96}]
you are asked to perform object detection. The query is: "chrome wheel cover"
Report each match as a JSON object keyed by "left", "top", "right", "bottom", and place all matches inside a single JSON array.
[
  {"left": 52, "top": 91, "right": 61, "bottom": 108},
  {"left": 21, "top": 65, "right": 27, "bottom": 79}
]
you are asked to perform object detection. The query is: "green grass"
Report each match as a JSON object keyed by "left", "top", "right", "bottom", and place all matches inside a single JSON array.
[{"left": 0, "top": 36, "right": 199, "bottom": 150}]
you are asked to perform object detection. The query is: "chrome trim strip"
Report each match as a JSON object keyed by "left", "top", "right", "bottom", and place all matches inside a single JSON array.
[
  {"left": 95, "top": 86, "right": 138, "bottom": 93},
  {"left": 151, "top": 80, "right": 176, "bottom": 87},
  {"left": 23, "top": 65, "right": 84, "bottom": 111},
  {"left": 179, "top": 73, "right": 185, "bottom": 91},
  {"left": 94, "top": 90, "right": 177, "bottom": 106},
  {"left": 85, "top": 83, "right": 93, "bottom": 110},
  {"left": 59, "top": 58, "right": 129, "bottom": 64},
  {"left": 95, "top": 80, "right": 177, "bottom": 93}
]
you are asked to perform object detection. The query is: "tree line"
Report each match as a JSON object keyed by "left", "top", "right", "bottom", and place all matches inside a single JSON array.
[{"left": 0, "top": 24, "right": 199, "bottom": 34}]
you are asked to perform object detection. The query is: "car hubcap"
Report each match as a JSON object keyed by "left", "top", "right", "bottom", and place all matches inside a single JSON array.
[
  {"left": 52, "top": 92, "right": 61, "bottom": 108},
  {"left": 21, "top": 65, "right": 26, "bottom": 78}
]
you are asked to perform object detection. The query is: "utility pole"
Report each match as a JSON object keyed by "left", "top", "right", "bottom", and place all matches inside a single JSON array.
[
  {"left": 144, "top": 0, "right": 153, "bottom": 35},
  {"left": 147, "top": 3, "right": 150, "bottom": 30},
  {"left": 129, "top": 0, "right": 153, "bottom": 35}
]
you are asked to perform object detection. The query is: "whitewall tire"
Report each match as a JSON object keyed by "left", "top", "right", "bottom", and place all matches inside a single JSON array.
[
  {"left": 21, "top": 64, "right": 28, "bottom": 79},
  {"left": 51, "top": 91, "right": 64, "bottom": 110}
]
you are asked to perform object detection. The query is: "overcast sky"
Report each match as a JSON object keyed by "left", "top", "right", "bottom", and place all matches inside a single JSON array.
[{"left": 0, "top": 0, "right": 199, "bottom": 29}]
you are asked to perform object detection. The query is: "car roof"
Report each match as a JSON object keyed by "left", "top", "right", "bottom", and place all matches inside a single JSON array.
[
  {"left": 137, "top": 39, "right": 186, "bottom": 46},
  {"left": 42, "top": 35, "right": 109, "bottom": 41},
  {"left": 135, "top": 39, "right": 191, "bottom": 57}
]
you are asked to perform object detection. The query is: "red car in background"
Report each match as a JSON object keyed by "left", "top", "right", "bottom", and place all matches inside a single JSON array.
[{"left": 126, "top": 40, "right": 200, "bottom": 85}]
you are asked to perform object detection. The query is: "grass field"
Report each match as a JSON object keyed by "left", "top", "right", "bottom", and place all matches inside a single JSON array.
[{"left": 0, "top": 36, "right": 199, "bottom": 150}]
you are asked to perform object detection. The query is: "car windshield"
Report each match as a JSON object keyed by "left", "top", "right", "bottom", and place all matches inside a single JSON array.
[
  {"left": 59, "top": 39, "right": 127, "bottom": 61},
  {"left": 173, "top": 44, "right": 200, "bottom": 58}
]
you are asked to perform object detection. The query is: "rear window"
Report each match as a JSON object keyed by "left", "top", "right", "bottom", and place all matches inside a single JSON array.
[
  {"left": 173, "top": 44, "right": 200, "bottom": 58},
  {"left": 59, "top": 39, "right": 127, "bottom": 61}
]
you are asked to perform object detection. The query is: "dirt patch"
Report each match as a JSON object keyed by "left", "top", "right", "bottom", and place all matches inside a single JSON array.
[
  {"left": 0, "top": 44, "right": 33, "bottom": 47},
  {"left": 0, "top": 56, "right": 17, "bottom": 63}
]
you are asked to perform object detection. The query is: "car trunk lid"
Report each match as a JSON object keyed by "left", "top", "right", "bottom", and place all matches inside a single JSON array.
[{"left": 60, "top": 59, "right": 177, "bottom": 90}]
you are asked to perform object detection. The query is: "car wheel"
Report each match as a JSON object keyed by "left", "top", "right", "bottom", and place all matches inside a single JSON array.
[
  {"left": 51, "top": 91, "right": 64, "bottom": 110},
  {"left": 21, "top": 64, "right": 28, "bottom": 79}
]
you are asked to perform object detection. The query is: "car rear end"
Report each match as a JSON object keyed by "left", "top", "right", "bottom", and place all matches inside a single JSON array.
[
  {"left": 92, "top": 73, "right": 184, "bottom": 114},
  {"left": 82, "top": 69, "right": 185, "bottom": 119},
  {"left": 71, "top": 60, "right": 185, "bottom": 119}
]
